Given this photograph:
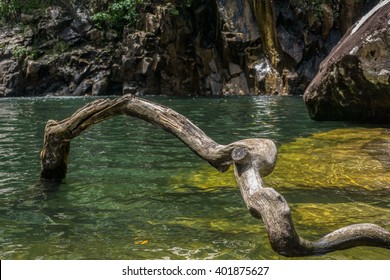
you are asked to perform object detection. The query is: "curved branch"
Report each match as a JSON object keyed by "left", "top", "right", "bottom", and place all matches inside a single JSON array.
[
  {"left": 40, "top": 94, "right": 390, "bottom": 257},
  {"left": 232, "top": 147, "right": 390, "bottom": 256}
]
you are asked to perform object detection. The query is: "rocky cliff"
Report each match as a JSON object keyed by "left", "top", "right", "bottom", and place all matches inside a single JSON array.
[
  {"left": 0, "top": 0, "right": 379, "bottom": 97},
  {"left": 304, "top": 0, "right": 390, "bottom": 123}
]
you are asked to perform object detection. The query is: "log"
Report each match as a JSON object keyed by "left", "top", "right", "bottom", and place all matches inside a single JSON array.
[{"left": 40, "top": 94, "right": 390, "bottom": 257}]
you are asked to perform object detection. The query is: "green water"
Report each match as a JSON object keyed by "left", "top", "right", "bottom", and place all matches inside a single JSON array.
[{"left": 0, "top": 96, "right": 389, "bottom": 260}]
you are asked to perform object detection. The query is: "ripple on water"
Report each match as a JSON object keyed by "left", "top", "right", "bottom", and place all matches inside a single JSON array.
[{"left": 0, "top": 96, "right": 389, "bottom": 260}]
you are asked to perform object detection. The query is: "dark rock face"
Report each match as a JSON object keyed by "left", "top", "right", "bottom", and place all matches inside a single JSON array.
[
  {"left": 304, "top": 1, "right": 390, "bottom": 123},
  {"left": 0, "top": 28, "right": 25, "bottom": 96},
  {"left": 0, "top": 4, "right": 124, "bottom": 97},
  {"left": 0, "top": 0, "right": 382, "bottom": 97},
  {"left": 0, "top": 5, "right": 121, "bottom": 97}
]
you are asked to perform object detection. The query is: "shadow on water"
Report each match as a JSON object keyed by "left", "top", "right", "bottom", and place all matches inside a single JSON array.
[{"left": 35, "top": 180, "right": 63, "bottom": 194}]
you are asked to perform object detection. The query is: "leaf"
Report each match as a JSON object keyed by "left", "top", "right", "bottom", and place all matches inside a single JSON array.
[{"left": 134, "top": 239, "right": 149, "bottom": 245}]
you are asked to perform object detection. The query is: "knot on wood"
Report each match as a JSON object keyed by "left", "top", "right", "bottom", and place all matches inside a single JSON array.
[{"left": 231, "top": 147, "right": 250, "bottom": 164}]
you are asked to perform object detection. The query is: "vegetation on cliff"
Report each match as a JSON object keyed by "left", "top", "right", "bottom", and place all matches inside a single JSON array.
[
  {"left": 0, "top": 0, "right": 383, "bottom": 98},
  {"left": 0, "top": 0, "right": 48, "bottom": 24},
  {"left": 91, "top": 0, "right": 143, "bottom": 30}
]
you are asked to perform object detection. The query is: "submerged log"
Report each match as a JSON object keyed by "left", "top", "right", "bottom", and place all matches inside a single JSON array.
[{"left": 40, "top": 94, "right": 390, "bottom": 257}]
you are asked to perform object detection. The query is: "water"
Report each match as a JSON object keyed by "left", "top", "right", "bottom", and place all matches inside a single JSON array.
[{"left": 0, "top": 96, "right": 389, "bottom": 260}]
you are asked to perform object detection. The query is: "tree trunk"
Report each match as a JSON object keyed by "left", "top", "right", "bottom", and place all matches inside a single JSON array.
[{"left": 40, "top": 94, "right": 390, "bottom": 257}]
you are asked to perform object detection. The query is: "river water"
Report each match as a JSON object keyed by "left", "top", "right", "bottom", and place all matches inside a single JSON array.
[{"left": 0, "top": 96, "right": 389, "bottom": 259}]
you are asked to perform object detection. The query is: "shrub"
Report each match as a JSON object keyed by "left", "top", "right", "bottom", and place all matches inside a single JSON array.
[
  {"left": 91, "top": 0, "right": 143, "bottom": 31},
  {"left": 0, "top": 0, "right": 50, "bottom": 24},
  {"left": 12, "top": 45, "right": 38, "bottom": 60}
]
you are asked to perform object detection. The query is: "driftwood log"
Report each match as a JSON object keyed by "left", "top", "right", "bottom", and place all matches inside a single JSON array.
[{"left": 40, "top": 94, "right": 390, "bottom": 257}]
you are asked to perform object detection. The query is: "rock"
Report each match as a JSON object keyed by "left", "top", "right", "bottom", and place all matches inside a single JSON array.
[
  {"left": 340, "top": 0, "right": 356, "bottom": 34},
  {"left": 304, "top": 1, "right": 390, "bottom": 123},
  {"left": 228, "top": 63, "right": 242, "bottom": 77},
  {"left": 123, "top": 82, "right": 139, "bottom": 95},
  {"left": 224, "top": 63, "right": 249, "bottom": 95},
  {"left": 217, "top": 0, "right": 260, "bottom": 42},
  {"left": 277, "top": 24, "right": 304, "bottom": 65},
  {"left": 86, "top": 28, "right": 103, "bottom": 41},
  {"left": 26, "top": 60, "right": 44, "bottom": 81},
  {"left": 321, "top": 3, "right": 334, "bottom": 40},
  {"left": 137, "top": 57, "right": 153, "bottom": 75},
  {"left": 178, "top": 127, "right": 390, "bottom": 191},
  {"left": 144, "top": 13, "right": 160, "bottom": 33},
  {"left": 206, "top": 73, "right": 223, "bottom": 96},
  {"left": 0, "top": 0, "right": 383, "bottom": 97},
  {"left": 92, "top": 76, "right": 109, "bottom": 96},
  {"left": 0, "top": 59, "right": 21, "bottom": 97},
  {"left": 363, "top": 138, "right": 390, "bottom": 170},
  {"left": 105, "top": 29, "right": 118, "bottom": 41},
  {"left": 20, "top": 13, "right": 40, "bottom": 25},
  {"left": 72, "top": 79, "right": 94, "bottom": 96}
]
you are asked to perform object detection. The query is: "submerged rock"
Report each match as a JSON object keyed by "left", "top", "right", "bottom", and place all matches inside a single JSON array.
[
  {"left": 304, "top": 1, "right": 390, "bottom": 123},
  {"left": 173, "top": 128, "right": 390, "bottom": 191},
  {"left": 268, "top": 128, "right": 390, "bottom": 191}
]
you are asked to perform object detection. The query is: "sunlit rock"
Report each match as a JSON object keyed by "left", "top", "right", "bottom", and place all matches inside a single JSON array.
[{"left": 304, "top": 1, "right": 390, "bottom": 123}]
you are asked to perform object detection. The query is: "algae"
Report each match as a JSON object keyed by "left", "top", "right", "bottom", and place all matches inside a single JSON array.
[
  {"left": 168, "top": 128, "right": 390, "bottom": 253},
  {"left": 171, "top": 127, "right": 390, "bottom": 191},
  {"left": 267, "top": 127, "right": 390, "bottom": 190}
]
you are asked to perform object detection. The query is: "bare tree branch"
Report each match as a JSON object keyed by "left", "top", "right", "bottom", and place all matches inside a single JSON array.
[{"left": 40, "top": 94, "right": 390, "bottom": 257}]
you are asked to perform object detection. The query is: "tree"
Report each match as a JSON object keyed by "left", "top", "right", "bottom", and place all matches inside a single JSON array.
[{"left": 40, "top": 94, "right": 390, "bottom": 257}]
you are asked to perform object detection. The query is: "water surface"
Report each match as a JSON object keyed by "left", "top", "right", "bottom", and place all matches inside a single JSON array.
[{"left": 0, "top": 96, "right": 389, "bottom": 259}]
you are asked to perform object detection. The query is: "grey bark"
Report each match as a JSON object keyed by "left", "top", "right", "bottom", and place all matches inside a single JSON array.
[{"left": 40, "top": 94, "right": 390, "bottom": 257}]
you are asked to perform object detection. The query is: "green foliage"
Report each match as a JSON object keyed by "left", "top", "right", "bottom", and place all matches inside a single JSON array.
[
  {"left": 292, "top": 0, "right": 373, "bottom": 17},
  {"left": 291, "top": 0, "right": 333, "bottom": 17},
  {"left": 91, "top": 0, "right": 143, "bottom": 31},
  {"left": 183, "top": 0, "right": 193, "bottom": 7},
  {"left": 0, "top": 0, "right": 50, "bottom": 24},
  {"left": 0, "top": 0, "right": 19, "bottom": 23},
  {"left": 170, "top": 0, "right": 193, "bottom": 18},
  {"left": 170, "top": 6, "right": 179, "bottom": 17},
  {"left": 12, "top": 45, "right": 38, "bottom": 60}
]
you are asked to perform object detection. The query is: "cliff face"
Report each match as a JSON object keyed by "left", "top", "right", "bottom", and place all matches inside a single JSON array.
[{"left": 0, "top": 0, "right": 380, "bottom": 97}]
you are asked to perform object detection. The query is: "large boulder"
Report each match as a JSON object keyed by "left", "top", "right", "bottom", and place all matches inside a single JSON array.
[{"left": 304, "top": 1, "right": 390, "bottom": 123}]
